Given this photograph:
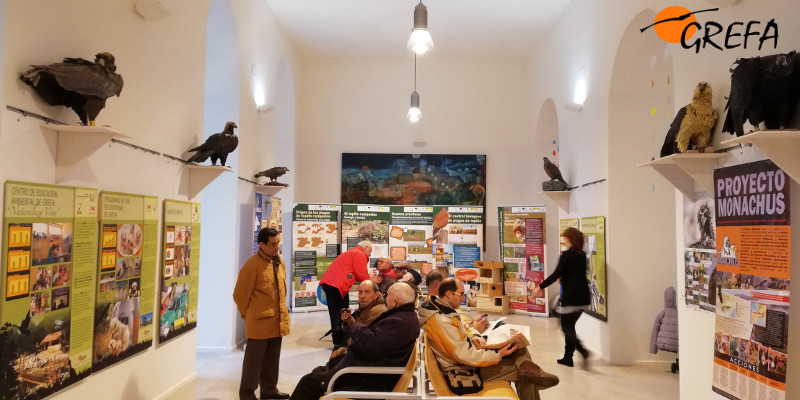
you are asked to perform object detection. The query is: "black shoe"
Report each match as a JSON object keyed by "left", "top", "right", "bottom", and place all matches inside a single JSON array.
[
  {"left": 556, "top": 357, "right": 574, "bottom": 367},
  {"left": 260, "top": 391, "right": 290, "bottom": 400}
]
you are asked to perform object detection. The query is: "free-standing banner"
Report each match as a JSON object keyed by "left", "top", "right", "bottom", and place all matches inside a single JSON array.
[
  {"left": 581, "top": 216, "right": 607, "bottom": 322},
  {"left": 683, "top": 191, "right": 717, "bottom": 313},
  {"left": 341, "top": 204, "right": 390, "bottom": 260},
  {"left": 434, "top": 206, "right": 483, "bottom": 304},
  {"left": 93, "top": 192, "right": 157, "bottom": 371},
  {"left": 711, "top": 160, "right": 791, "bottom": 400},
  {"left": 388, "top": 206, "right": 434, "bottom": 271},
  {"left": 498, "top": 206, "right": 547, "bottom": 316},
  {"left": 1, "top": 181, "right": 97, "bottom": 399},
  {"left": 291, "top": 204, "right": 341, "bottom": 311},
  {"left": 159, "top": 200, "right": 200, "bottom": 343}
]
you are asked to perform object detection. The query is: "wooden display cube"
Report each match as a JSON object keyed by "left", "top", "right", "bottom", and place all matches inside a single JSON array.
[
  {"left": 476, "top": 294, "right": 510, "bottom": 315},
  {"left": 480, "top": 283, "right": 503, "bottom": 297}
]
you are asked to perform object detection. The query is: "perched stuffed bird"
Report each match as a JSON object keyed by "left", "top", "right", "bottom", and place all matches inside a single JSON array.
[
  {"left": 186, "top": 122, "right": 238, "bottom": 166},
  {"left": 255, "top": 166, "right": 290, "bottom": 183},
  {"left": 723, "top": 51, "right": 800, "bottom": 137},
  {"left": 20, "top": 52, "right": 123, "bottom": 125},
  {"left": 661, "top": 82, "right": 717, "bottom": 156},
  {"left": 543, "top": 157, "right": 567, "bottom": 185}
]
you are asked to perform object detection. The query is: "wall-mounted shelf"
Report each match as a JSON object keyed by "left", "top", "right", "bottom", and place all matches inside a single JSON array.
[
  {"left": 185, "top": 164, "right": 233, "bottom": 199},
  {"left": 255, "top": 184, "right": 286, "bottom": 196},
  {"left": 637, "top": 153, "right": 729, "bottom": 197},
  {"left": 41, "top": 124, "right": 130, "bottom": 183},
  {"left": 538, "top": 191, "right": 570, "bottom": 212},
  {"left": 721, "top": 130, "right": 800, "bottom": 185}
]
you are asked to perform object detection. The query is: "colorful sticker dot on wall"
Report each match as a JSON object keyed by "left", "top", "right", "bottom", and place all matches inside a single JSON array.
[
  {"left": 667, "top": 76, "right": 670, "bottom": 85},
  {"left": 653, "top": 185, "right": 655, "bottom": 192},
  {"left": 651, "top": 106, "right": 657, "bottom": 115},
  {"left": 552, "top": 150, "right": 556, "bottom": 156},
  {"left": 557, "top": 146, "right": 559, "bottom": 152},
  {"left": 553, "top": 140, "right": 556, "bottom": 145},
  {"left": 651, "top": 80, "right": 654, "bottom": 87}
]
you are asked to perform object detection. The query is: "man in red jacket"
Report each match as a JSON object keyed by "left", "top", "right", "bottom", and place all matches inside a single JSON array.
[{"left": 320, "top": 241, "right": 372, "bottom": 347}]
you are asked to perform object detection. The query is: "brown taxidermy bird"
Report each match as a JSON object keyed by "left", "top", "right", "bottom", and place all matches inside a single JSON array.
[
  {"left": 664, "top": 82, "right": 717, "bottom": 155},
  {"left": 543, "top": 157, "right": 567, "bottom": 185},
  {"left": 186, "top": 122, "right": 238, "bottom": 166},
  {"left": 20, "top": 52, "right": 124, "bottom": 125},
  {"left": 255, "top": 166, "right": 290, "bottom": 183}
]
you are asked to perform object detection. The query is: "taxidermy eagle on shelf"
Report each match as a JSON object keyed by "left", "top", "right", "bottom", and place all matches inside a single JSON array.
[
  {"left": 543, "top": 157, "right": 567, "bottom": 185},
  {"left": 255, "top": 166, "right": 290, "bottom": 183},
  {"left": 660, "top": 82, "right": 717, "bottom": 157},
  {"left": 722, "top": 51, "right": 800, "bottom": 137},
  {"left": 186, "top": 122, "right": 239, "bottom": 167},
  {"left": 19, "top": 52, "right": 123, "bottom": 125}
]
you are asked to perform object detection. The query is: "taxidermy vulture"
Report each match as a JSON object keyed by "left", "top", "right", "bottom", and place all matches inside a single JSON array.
[
  {"left": 19, "top": 52, "right": 123, "bottom": 125},
  {"left": 660, "top": 82, "right": 717, "bottom": 157},
  {"left": 723, "top": 51, "right": 800, "bottom": 137},
  {"left": 543, "top": 157, "right": 567, "bottom": 185},
  {"left": 186, "top": 122, "right": 238, "bottom": 166},
  {"left": 255, "top": 166, "right": 290, "bottom": 183}
]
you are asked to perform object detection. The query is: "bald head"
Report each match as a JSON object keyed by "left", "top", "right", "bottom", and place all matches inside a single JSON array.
[{"left": 386, "top": 282, "right": 416, "bottom": 309}]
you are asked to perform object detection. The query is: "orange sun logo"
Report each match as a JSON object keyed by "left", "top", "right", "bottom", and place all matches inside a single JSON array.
[{"left": 654, "top": 6, "right": 698, "bottom": 43}]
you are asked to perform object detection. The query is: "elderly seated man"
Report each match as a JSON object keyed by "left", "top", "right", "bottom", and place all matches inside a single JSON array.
[
  {"left": 332, "top": 280, "right": 387, "bottom": 350},
  {"left": 419, "top": 278, "right": 559, "bottom": 400},
  {"left": 289, "top": 283, "right": 420, "bottom": 400},
  {"left": 371, "top": 256, "right": 397, "bottom": 296}
]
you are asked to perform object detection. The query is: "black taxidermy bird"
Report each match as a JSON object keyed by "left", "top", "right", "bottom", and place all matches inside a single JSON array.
[
  {"left": 543, "top": 157, "right": 567, "bottom": 185},
  {"left": 186, "top": 122, "right": 239, "bottom": 166},
  {"left": 255, "top": 166, "right": 290, "bottom": 183},
  {"left": 20, "top": 52, "right": 124, "bottom": 125},
  {"left": 723, "top": 51, "right": 800, "bottom": 137}
]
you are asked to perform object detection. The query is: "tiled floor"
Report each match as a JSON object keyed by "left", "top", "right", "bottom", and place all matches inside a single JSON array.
[{"left": 169, "top": 312, "right": 679, "bottom": 399}]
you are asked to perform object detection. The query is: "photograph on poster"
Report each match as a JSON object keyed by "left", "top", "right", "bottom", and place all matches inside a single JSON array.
[
  {"left": 100, "top": 272, "right": 115, "bottom": 292},
  {"left": 31, "top": 223, "right": 73, "bottom": 266},
  {"left": 683, "top": 192, "right": 716, "bottom": 249},
  {"left": 166, "top": 226, "right": 175, "bottom": 244},
  {"left": 51, "top": 287, "right": 69, "bottom": 311},
  {"left": 159, "top": 282, "right": 190, "bottom": 339},
  {"left": 31, "top": 266, "right": 51, "bottom": 291},
  {"left": 51, "top": 264, "right": 70, "bottom": 287},
  {"left": 30, "top": 292, "right": 50, "bottom": 315},
  {"left": 116, "top": 224, "right": 143, "bottom": 257},
  {"left": 341, "top": 220, "right": 389, "bottom": 244}
]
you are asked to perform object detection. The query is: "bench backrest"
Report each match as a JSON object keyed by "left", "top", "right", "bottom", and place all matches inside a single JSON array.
[{"left": 423, "top": 335, "right": 457, "bottom": 396}]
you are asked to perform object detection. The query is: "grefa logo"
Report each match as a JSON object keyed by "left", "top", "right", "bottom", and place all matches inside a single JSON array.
[{"left": 640, "top": 6, "right": 778, "bottom": 53}]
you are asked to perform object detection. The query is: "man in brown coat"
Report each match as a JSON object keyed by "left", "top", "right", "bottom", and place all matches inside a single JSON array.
[
  {"left": 332, "top": 280, "right": 387, "bottom": 350},
  {"left": 233, "top": 228, "right": 290, "bottom": 400}
]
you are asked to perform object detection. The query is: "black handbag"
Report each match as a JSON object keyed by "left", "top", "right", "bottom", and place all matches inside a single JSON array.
[{"left": 442, "top": 365, "right": 483, "bottom": 395}]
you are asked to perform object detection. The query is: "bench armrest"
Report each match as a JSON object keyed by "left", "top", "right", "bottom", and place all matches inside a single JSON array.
[{"left": 325, "top": 366, "right": 407, "bottom": 393}]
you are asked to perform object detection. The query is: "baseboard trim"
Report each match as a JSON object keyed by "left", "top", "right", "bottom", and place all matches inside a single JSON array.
[
  {"left": 236, "top": 338, "right": 247, "bottom": 350},
  {"left": 197, "top": 346, "right": 236, "bottom": 352},
  {"left": 154, "top": 371, "right": 197, "bottom": 400},
  {"left": 632, "top": 359, "right": 675, "bottom": 367}
]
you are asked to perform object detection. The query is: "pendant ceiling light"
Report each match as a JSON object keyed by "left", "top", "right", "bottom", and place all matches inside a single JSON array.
[
  {"left": 408, "top": 54, "right": 422, "bottom": 122},
  {"left": 407, "top": 1, "right": 433, "bottom": 54}
]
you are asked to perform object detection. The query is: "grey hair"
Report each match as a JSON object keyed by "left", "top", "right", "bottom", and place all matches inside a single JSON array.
[
  {"left": 357, "top": 241, "right": 373, "bottom": 252},
  {"left": 360, "top": 279, "right": 380, "bottom": 293},
  {"left": 389, "top": 282, "right": 416, "bottom": 304}
]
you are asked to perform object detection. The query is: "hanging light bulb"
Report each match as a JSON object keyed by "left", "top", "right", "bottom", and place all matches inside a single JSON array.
[
  {"left": 407, "top": 1, "right": 433, "bottom": 54},
  {"left": 408, "top": 91, "right": 422, "bottom": 122},
  {"left": 408, "top": 54, "right": 422, "bottom": 122}
]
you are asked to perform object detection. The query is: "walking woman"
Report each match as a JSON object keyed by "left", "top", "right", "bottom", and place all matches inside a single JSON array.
[{"left": 532, "top": 227, "right": 592, "bottom": 367}]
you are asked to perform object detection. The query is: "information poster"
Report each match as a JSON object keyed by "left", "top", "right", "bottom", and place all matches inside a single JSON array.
[
  {"left": 93, "top": 192, "right": 157, "bottom": 371},
  {"left": 683, "top": 191, "right": 718, "bottom": 312},
  {"left": 1, "top": 181, "right": 97, "bottom": 399},
  {"left": 388, "top": 206, "right": 434, "bottom": 271},
  {"left": 159, "top": 200, "right": 200, "bottom": 343},
  {"left": 341, "top": 204, "right": 391, "bottom": 262},
  {"left": 269, "top": 197, "right": 283, "bottom": 233},
  {"left": 498, "top": 206, "right": 547, "bottom": 315},
  {"left": 434, "top": 206, "right": 483, "bottom": 304},
  {"left": 711, "top": 160, "right": 791, "bottom": 400},
  {"left": 292, "top": 204, "right": 340, "bottom": 311},
  {"left": 581, "top": 216, "right": 607, "bottom": 322}
]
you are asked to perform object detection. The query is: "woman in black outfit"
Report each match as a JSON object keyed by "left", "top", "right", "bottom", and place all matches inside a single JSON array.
[{"left": 533, "top": 227, "right": 592, "bottom": 367}]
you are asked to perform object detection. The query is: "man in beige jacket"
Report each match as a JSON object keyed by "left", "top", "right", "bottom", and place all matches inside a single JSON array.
[{"left": 234, "top": 228, "right": 290, "bottom": 400}]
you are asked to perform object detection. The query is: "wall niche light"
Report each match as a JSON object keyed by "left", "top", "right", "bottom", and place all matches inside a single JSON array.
[{"left": 565, "top": 66, "right": 586, "bottom": 111}]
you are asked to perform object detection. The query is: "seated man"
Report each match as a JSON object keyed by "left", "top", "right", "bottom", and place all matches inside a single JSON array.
[
  {"left": 419, "top": 278, "right": 558, "bottom": 400},
  {"left": 424, "top": 272, "right": 488, "bottom": 336},
  {"left": 371, "top": 256, "right": 397, "bottom": 296},
  {"left": 290, "top": 283, "right": 420, "bottom": 400},
  {"left": 332, "top": 280, "right": 387, "bottom": 350}
]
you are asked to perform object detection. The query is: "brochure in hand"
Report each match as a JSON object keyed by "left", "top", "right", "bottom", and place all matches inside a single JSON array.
[{"left": 482, "top": 323, "right": 531, "bottom": 349}]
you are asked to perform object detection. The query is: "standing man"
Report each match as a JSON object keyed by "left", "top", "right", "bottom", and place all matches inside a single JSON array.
[
  {"left": 233, "top": 228, "right": 290, "bottom": 400},
  {"left": 320, "top": 241, "right": 372, "bottom": 345}
]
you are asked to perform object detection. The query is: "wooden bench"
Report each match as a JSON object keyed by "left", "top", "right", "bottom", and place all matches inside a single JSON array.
[
  {"left": 321, "top": 338, "right": 422, "bottom": 400},
  {"left": 423, "top": 336, "right": 521, "bottom": 400}
]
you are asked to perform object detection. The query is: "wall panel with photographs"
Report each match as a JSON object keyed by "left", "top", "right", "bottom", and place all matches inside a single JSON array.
[
  {"left": 581, "top": 216, "right": 607, "bottom": 322},
  {"left": 1, "top": 181, "right": 97, "bottom": 399},
  {"left": 158, "top": 200, "right": 200, "bottom": 344},
  {"left": 498, "top": 206, "right": 547, "bottom": 316},
  {"left": 93, "top": 192, "right": 158, "bottom": 371},
  {"left": 291, "top": 204, "right": 341, "bottom": 311}
]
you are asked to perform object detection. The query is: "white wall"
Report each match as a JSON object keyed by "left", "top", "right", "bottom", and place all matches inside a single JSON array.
[{"left": 296, "top": 59, "right": 529, "bottom": 259}]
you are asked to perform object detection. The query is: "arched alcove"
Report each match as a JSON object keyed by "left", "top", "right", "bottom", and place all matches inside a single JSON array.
[
  {"left": 197, "top": 0, "right": 241, "bottom": 349},
  {"left": 606, "top": 9, "right": 677, "bottom": 364}
]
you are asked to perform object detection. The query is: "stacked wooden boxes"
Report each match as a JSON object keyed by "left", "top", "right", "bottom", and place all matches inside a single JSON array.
[{"left": 474, "top": 261, "right": 509, "bottom": 314}]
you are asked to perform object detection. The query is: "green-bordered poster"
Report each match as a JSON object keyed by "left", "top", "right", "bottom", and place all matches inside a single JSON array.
[
  {"left": 581, "top": 216, "right": 607, "bottom": 321},
  {"left": 292, "top": 204, "right": 341, "bottom": 310},
  {"left": 159, "top": 200, "right": 200, "bottom": 343},
  {"left": 93, "top": 192, "right": 157, "bottom": 371},
  {"left": 498, "top": 206, "right": 547, "bottom": 316},
  {"left": 1, "top": 181, "right": 97, "bottom": 399}
]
